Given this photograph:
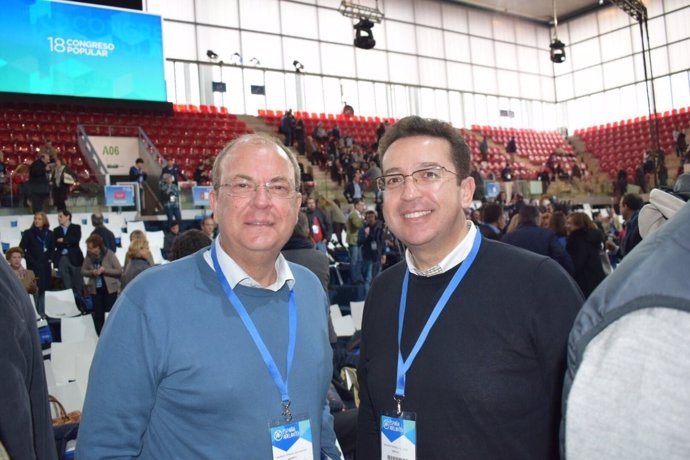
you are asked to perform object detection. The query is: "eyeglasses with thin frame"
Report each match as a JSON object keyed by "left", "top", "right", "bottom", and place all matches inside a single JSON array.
[
  {"left": 216, "top": 178, "right": 298, "bottom": 199},
  {"left": 376, "top": 166, "right": 458, "bottom": 192}
]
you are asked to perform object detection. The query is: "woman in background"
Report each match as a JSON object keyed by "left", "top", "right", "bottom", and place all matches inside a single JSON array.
[
  {"left": 121, "top": 238, "right": 152, "bottom": 290},
  {"left": 82, "top": 234, "right": 122, "bottom": 335},
  {"left": 5, "top": 246, "right": 38, "bottom": 296},
  {"left": 19, "top": 212, "right": 54, "bottom": 317},
  {"left": 566, "top": 212, "right": 607, "bottom": 298}
]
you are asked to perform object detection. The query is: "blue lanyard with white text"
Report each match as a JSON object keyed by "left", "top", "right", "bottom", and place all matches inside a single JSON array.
[
  {"left": 211, "top": 242, "right": 298, "bottom": 422},
  {"left": 394, "top": 230, "right": 481, "bottom": 414}
]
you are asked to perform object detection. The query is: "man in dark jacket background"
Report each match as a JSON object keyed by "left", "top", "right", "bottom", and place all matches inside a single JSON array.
[{"left": 502, "top": 205, "right": 574, "bottom": 275}]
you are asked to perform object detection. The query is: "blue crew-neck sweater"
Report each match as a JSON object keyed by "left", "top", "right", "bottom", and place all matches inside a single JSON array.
[{"left": 77, "top": 249, "right": 339, "bottom": 459}]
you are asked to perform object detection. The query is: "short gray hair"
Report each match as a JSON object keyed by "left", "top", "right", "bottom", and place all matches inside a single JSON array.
[{"left": 212, "top": 133, "right": 301, "bottom": 191}]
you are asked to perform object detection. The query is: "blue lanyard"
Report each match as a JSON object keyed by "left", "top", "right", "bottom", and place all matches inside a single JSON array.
[
  {"left": 394, "top": 230, "right": 481, "bottom": 412},
  {"left": 211, "top": 242, "right": 297, "bottom": 421}
]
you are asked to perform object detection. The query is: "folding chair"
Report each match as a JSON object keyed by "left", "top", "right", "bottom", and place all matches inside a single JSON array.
[
  {"left": 350, "top": 301, "right": 365, "bottom": 331},
  {"left": 45, "top": 289, "right": 82, "bottom": 318},
  {"left": 60, "top": 314, "right": 98, "bottom": 343}
]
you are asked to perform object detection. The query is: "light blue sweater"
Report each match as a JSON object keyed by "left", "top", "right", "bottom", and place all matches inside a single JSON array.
[{"left": 77, "top": 249, "right": 339, "bottom": 459}]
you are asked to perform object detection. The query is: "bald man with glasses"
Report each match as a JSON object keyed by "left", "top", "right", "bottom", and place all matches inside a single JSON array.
[{"left": 356, "top": 116, "right": 583, "bottom": 460}]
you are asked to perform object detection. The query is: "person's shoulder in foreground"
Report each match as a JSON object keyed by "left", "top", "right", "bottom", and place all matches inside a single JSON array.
[{"left": 0, "top": 259, "right": 57, "bottom": 459}]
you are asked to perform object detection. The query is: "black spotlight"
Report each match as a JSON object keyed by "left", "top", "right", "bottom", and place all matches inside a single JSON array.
[
  {"left": 293, "top": 60, "right": 304, "bottom": 73},
  {"left": 354, "top": 18, "right": 376, "bottom": 50},
  {"left": 550, "top": 39, "right": 566, "bottom": 63},
  {"left": 206, "top": 49, "right": 219, "bottom": 60}
]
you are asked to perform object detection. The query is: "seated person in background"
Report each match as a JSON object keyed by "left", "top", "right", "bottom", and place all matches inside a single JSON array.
[
  {"left": 162, "top": 222, "right": 180, "bottom": 261},
  {"left": 5, "top": 247, "right": 38, "bottom": 296},
  {"left": 167, "top": 229, "right": 212, "bottom": 261},
  {"left": 121, "top": 238, "right": 152, "bottom": 290}
]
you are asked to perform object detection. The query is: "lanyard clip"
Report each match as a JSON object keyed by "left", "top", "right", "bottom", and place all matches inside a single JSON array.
[
  {"left": 282, "top": 400, "right": 293, "bottom": 422},
  {"left": 393, "top": 395, "right": 404, "bottom": 417}
]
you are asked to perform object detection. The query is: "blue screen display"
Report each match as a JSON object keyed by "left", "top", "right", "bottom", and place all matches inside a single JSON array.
[
  {"left": 485, "top": 181, "right": 501, "bottom": 199},
  {"left": 0, "top": 0, "right": 166, "bottom": 102},
  {"left": 104, "top": 184, "right": 135, "bottom": 206},
  {"left": 192, "top": 186, "right": 212, "bottom": 207}
]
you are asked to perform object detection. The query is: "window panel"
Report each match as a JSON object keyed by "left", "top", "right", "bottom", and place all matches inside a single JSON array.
[
  {"left": 495, "top": 42, "right": 518, "bottom": 71},
  {"left": 519, "top": 73, "right": 541, "bottom": 99},
  {"left": 556, "top": 74, "right": 574, "bottom": 100},
  {"left": 468, "top": 9, "right": 493, "bottom": 39},
  {"left": 573, "top": 66, "right": 603, "bottom": 97},
  {"left": 603, "top": 57, "right": 635, "bottom": 89},
  {"left": 473, "top": 93, "right": 488, "bottom": 125},
  {"left": 239, "top": 0, "right": 280, "bottom": 33},
  {"left": 419, "top": 57, "right": 447, "bottom": 88},
  {"left": 472, "top": 66, "right": 497, "bottom": 94},
  {"left": 355, "top": 48, "right": 389, "bottom": 81},
  {"left": 374, "top": 82, "right": 389, "bottom": 118},
  {"left": 419, "top": 87, "right": 437, "bottom": 119},
  {"left": 244, "top": 68, "right": 267, "bottom": 116},
  {"left": 667, "top": 39, "right": 690, "bottom": 73},
  {"left": 600, "top": 28, "right": 633, "bottom": 62},
  {"left": 163, "top": 22, "right": 196, "bottom": 61},
  {"left": 463, "top": 92, "right": 476, "bottom": 127},
  {"left": 444, "top": 32, "right": 471, "bottom": 63},
  {"left": 650, "top": 47, "right": 669, "bottom": 76},
  {"left": 441, "top": 3, "right": 467, "bottom": 33},
  {"left": 416, "top": 26, "right": 444, "bottom": 59},
  {"left": 571, "top": 38, "right": 601, "bottom": 70},
  {"left": 568, "top": 14, "right": 599, "bottom": 43},
  {"left": 147, "top": 0, "right": 192, "bottom": 20},
  {"left": 516, "top": 45, "right": 539, "bottom": 73},
  {"left": 303, "top": 75, "right": 324, "bottom": 113},
  {"left": 447, "top": 91, "right": 464, "bottom": 128},
  {"left": 264, "top": 71, "right": 286, "bottom": 113},
  {"left": 446, "top": 62, "right": 473, "bottom": 92},
  {"left": 318, "top": 8, "right": 353, "bottom": 45},
  {"left": 515, "top": 22, "right": 537, "bottom": 47},
  {"left": 496, "top": 70, "right": 519, "bottom": 98},
  {"left": 670, "top": 71, "right": 690, "bottom": 109},
  {"left": 357, "top": 80, "right": 376, "bottom": 116},
  {"left": 597, "top": 6, "right": 630, "bottom": 34},
  {"left": 492, "top": 16, "right": 515, "bottom": 43},
  {"left": 282, "top": 2, "right": 318, "bottom": 39},
  {"left": 541, "top": 76, "right": 555, "bottom": 102},
  {"left": 385, "top": 21, "right": 417, "bottom": 54},
  {"left": 385, "top": 0, "right": 415, "bottom": 22},
  {"left": 195, "top": 0, "right": 239, "bottom": 27},
  {"left": 388, "top": 53, "right": 419, "bottom": 85},
  {"left": 470, "top": 37, "right": 495, "bottom": 67},
  {"left": 654, "top": 76, "right": 673, "bottom": 113},
  {"left": 321, "top": 43, "right": 355, "bottom": 78},
  {"left": 665, "top": 7, "right": 690, "bottom": 42},
  {"left": 413, "top": 0, "right": 442, "bottom": 27},
  {"left": 322, "top": 77, "right": 342, "bottom": 114}
]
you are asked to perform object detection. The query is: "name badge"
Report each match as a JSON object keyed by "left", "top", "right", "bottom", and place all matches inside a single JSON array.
[
  {"left": 270, "top": 417, "right": 313, "bottom": 460},
  {"left": 381, "top": 412, "right": 416, "bottom": 460}
]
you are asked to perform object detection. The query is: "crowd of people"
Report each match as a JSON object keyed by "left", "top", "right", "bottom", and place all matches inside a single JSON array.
[{"left": 4, "top": 115, "right": 690, "bottom": 460}]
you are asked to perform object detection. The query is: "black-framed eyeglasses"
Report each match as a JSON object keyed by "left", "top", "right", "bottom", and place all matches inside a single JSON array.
[
  {"left": 375, "top": 166, "right": 458, "bottom": 192},
  {"left": 216, "top": 178, "right": 298, "bottom": 199}
]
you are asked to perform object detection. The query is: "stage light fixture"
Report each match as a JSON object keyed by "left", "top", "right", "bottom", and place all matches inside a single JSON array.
[
  {"left": 293, "top": 60, "right": 304, "bottom": 73},
  {"left": 249, "top": 57, "right": 261, "bottom": 66},
  {"left": 353, "top": 17, "right": 376, "bottom": 50},
  {"left": 206, "top": 49, "right": 219, "bottom": 60},
  {"left": 230, "top": 52, "right": 242, "bottom": 65},
  {"left": 550, "top": 39, "right": 566, "bottom": 63}
]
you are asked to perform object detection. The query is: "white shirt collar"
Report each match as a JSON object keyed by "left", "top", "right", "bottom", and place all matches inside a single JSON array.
[
  {"left": 405, "top": 222, "right": 477, "bottom": 277},
  {"left": 204, "top": 238, "right": 295, "bottom": 291}
]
